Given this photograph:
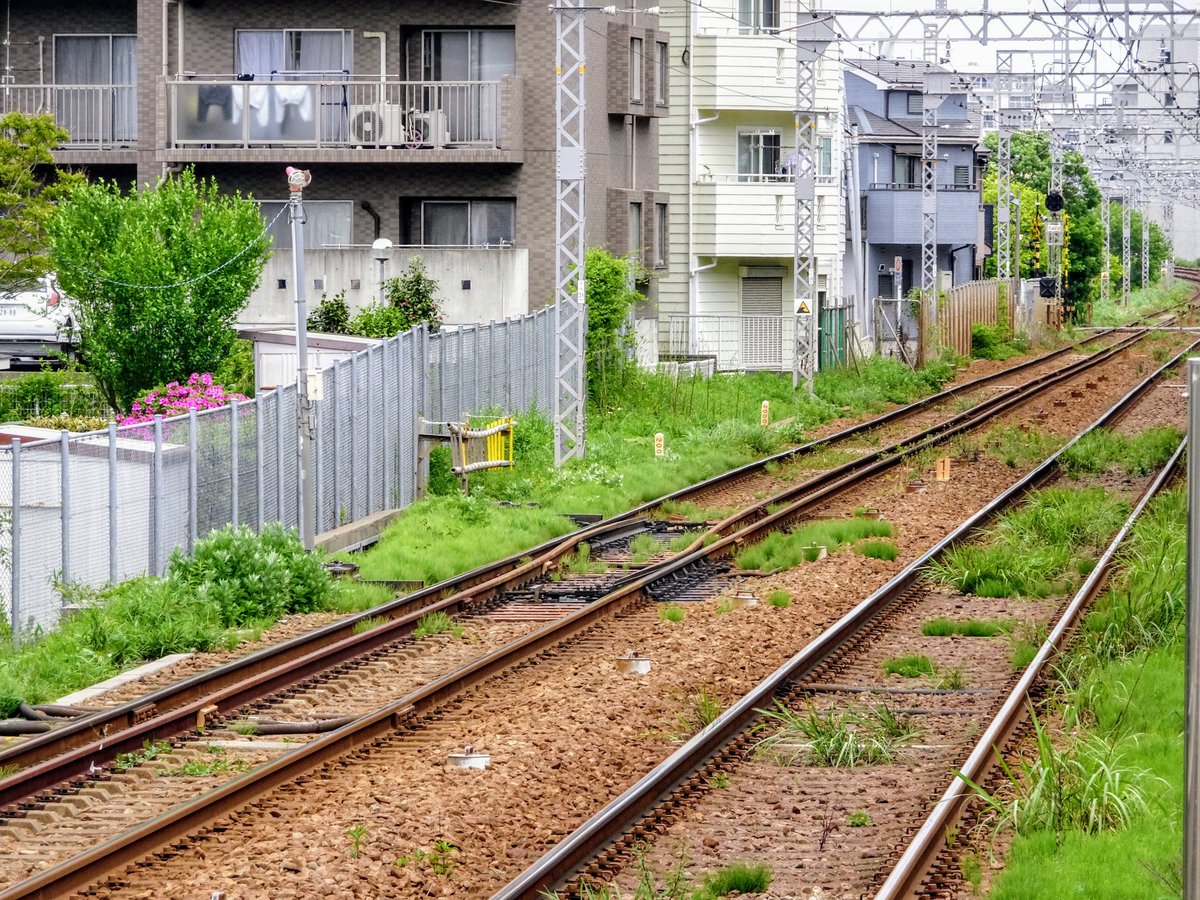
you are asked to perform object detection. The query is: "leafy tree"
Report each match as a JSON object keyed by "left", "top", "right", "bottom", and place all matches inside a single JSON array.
[
  {"left": 0, "top": 112, "right": 84, "bottom": 293},
  {"left": 49, "top": 167, "right": 270, "bottom": 412},
  {"left": 1106, "top": 203, "right": 1169, "bottom": 290},
  {"left": 981, "top": 131, "right": 1103, "bottom": 321}
]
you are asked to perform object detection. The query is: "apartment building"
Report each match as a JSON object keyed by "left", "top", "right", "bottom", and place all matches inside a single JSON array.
[
  {"left": 0, "top": 0, "right": 667, "bottom": 323},
  {"left": 657, "top": 0, "right": 846, "bottom": 372},
  {"left": 845, "top": 60, "right": 988, "bottom": 304}
]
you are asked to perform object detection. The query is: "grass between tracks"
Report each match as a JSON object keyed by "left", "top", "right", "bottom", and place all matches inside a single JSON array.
[
  {"left": 979, "top": 487, "right": 1186, "bottom": 899},
  {"left": 354, "top": 357, "right": 958, "bottom": 584},
  {"left": 1087, "top": 277, "right": 1195, "bottom": 327}
]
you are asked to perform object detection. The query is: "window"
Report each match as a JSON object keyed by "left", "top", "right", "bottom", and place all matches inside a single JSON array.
[
  {"left": 819, "top": 137, "right": 833, "bottom": 177},
  {"left": 629, "top": 202, "right": 643, "bottom": 258},
  {"left": 1165, "top": 130, "right": 1175, "bottom": 145},
  {"left": 738, "top": 0, "right": 780, "bottom": 33},
  {"left": 656, "top": 42, "right": 668, "bottom": 105},
  {"left": 737, "top": 130, "right": 781, "bottom": 182},
  {"left": 953, "top": 165, "right": 970, "bottom": 187},
  {"left": 260, "top": 201, "right": 353, "bottom": 250},
  {"left": 655, "top": 203, "right": 668, "bottom": 267},
  {"left": 894, "top": 154, "right": 919, "bottom": 187},
  {"left": 423, "top": 30, "right": 515, "bottom": 143},
  {"left": 420, "top": 200, "right": 515, "bottom": 246},
  {"left": 630, "top": 38, "right": 644, "bottom": 102},
  {"left": 1164, "top": 91, "right": 1176, "bottom": 107},
  {"left": 906, "top": 93, "right": 923, "bottom": 115},
  {"left": 237, "top": 29, "right": 351, "bottom": 76},
  {"left": 54, "top": 34, "right": 137, "bottom": 143}
]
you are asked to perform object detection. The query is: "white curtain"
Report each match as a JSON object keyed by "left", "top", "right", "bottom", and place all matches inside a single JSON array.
[
  {"left": 261, "top": 202, "right": 352, "bottom": 250},
  {"left": 55, "top": 36, "right": 115, "bottom": 144},
  {"left": 237, "top": 32, "right": 285, "bottom": 76},
  {"left": 423, "top": 203, "right": 469, "bottom": 246},
  {"left": 296, "top": 31, "right": 345, "bottom": 74},
  {"left": 471, "top": 201, "right": 515, "bottom": 245},
  {"left": 112, "top": 37, "right": 137, "bottom": 143},
  {"left": 473, "top": 32, "right": 513, "bottom": 141}
]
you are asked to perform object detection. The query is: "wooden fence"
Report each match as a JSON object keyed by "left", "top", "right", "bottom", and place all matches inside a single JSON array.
[{"left": 941, "top": 279, "right": 1014, "bottom": 358}]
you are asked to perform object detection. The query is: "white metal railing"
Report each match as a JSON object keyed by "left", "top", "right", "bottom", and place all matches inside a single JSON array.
[
  {"left": 667, "top": 314, "right": 797, "bottom": 372},
  {"left": 696, "top": 171, "right": 838, "bottom": 185},
  {"left": 169, "top": 77, "right": 503, "bottom": 149},
  {"left": 0, "top": 84, "right": 137, "bottom": 148}
]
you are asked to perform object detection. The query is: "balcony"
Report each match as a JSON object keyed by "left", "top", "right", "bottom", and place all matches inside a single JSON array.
[
  {"left": 865, "top": 184, "right": 982, "bottom": 245},
  {"left": 691, "top": 173, "right": 842, "bottom": 258},
  {"left": 166, "top": 75, "right": 524, "bottom": 162},
  {"left": 689, "top": 33, "right": 842, "bottom": 111},
  {"left": 0, "top": 84, "right": 136, "bottom": 150}
]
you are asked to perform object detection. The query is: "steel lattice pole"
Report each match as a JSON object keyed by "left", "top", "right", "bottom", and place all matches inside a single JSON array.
[
  {"left": 1101, "top": 192, "right": 1111, "bottom": 306},
  {"left": 553, "top": 3, "right": 586, "bottom": 464},
  {"left": 920, "top": 81, "right": 939, "bottom": 365},
  {"left": 1050, "top": 141, "right": 1064, "bottom": 325},
  {"left": 1142, "top": 190, "right": 1152, "bottom": 288},
  {"left": 996, "top": 127, "right": 1013, "bottom": 288},
  {"left": 1165, "top": 200, "right": 1175, "bottom": 280},
  {"left": 1122, "top": 197, "right": 1132, "bottom": 306},
  {"left": 792, "top": 37, "right": 825, "bottom": 392}
]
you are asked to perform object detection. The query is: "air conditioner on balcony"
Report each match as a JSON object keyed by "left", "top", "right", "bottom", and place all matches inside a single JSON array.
[
  {"left": 409, "top": 110, "right": 450, "bottom": 149},
  {"left": 349, "top": 104, "right": 405, "bottom": 145}
]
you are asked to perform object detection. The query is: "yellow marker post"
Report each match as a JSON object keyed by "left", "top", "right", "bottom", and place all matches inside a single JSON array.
[
  {"left": 760, "top": 400, "right": 770, "bottom": 427},
  {"left": 654, "top": 432, "right": 665, "bottom": 457}
]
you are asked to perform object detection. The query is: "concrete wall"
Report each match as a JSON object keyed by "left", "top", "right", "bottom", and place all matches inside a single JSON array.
[{"left": 243, "top": 246, "right": 529, "bottom": 328}]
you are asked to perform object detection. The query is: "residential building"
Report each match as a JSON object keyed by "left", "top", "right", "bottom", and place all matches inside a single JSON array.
[
  {"left": 0, "top": 0, "right": 667, "bottom": 324},
  {"left": 657, "top": 0, "right": 847, "bottom": 372},
  {"left": 845, "top": 60, "right": 988, "bottom": 310}
]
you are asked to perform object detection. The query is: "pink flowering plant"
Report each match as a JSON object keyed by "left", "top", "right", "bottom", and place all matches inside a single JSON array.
[{"left": 119, "top": 373, "right": 248, "bottom": 426}]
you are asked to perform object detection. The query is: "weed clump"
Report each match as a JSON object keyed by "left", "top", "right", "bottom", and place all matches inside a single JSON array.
[
  {"left": 883, "top": 654, "right": 936, "bottom": 678},
  {"left": 928, "top": 487, "right": 1129, "bottom": 599},
  {"left": 754, "top": 701, "right": 922, "bottom": 767},
  {"left": 858, "top": 540, "right": 899, "bottom": 561},
  {"left": 971, "top": 323, "right": 1028, "bottom": 361},
  {"left": 766, "top": 590, "right": 792, "bottom": 608},
  {"left": 1060, "top": 427, "right": 1182, "bottom": 478},
  {"left": 736, "top": 517, "right": 893, "bottom": 572},
  {"left": 659, "top": 604, "right": 686, "bottom": 623}
]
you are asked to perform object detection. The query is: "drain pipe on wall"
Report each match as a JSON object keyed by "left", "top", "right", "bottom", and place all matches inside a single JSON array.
[
  {"left": 361, "top": 200, "right": 381, "bottom": 240},
  {"left": 363, "top": 31, "right": 386, "bottom": 81}
]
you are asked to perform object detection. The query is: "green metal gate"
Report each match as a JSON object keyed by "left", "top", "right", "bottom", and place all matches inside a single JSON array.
[{"left": 818, "top": 301, "right": 850, "bottom": 370}]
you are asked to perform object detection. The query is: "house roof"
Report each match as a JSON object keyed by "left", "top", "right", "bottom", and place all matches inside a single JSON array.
[{"left": 847, "top": 58, "right": 972, "bottom": 91}]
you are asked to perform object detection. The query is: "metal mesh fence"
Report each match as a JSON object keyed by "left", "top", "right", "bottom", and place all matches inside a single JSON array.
[{"left": 2, "top": 300, "right": 579, "bottom": 632}]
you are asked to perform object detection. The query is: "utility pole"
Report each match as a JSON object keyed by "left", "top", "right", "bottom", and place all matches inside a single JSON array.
[
  {"left": 1122, "top": 193, "right": 1132, "bottom": 306},
  {"left": 552, "top": 0, "right": 589, "bottom": 464},
  {"left": 790, "top": 18, "right": 833, "bottom": 393},
  {"left": 1101, "top": 190, "right": 1111, "bottom": 306},
  {"left": 286, "top": 166, "right": 316, "bottom": 550},
  {"left": 920, "top": 73, "right": 952, "bottom": 365}
]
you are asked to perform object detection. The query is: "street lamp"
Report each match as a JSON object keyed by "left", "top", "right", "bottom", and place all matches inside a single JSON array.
[{"left": 372, "top": 237, "right": 394, "bottom": 301}]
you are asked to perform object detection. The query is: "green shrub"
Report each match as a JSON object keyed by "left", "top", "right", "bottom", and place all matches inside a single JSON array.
[
  {"left": 766, "top": 589, "right": 792, "bottom": 608},
  {"left": 307, "top": 290, "right": 352, "bottom": 335},
  {"left": 168, "top": 523, "right": 332, "bottom": 627},
  {"left": 971, "top": 323, "right": 1027, "bottom": 361}
]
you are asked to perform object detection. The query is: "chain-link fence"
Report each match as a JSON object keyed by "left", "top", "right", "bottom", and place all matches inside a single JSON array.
[{"left": 0, "top": 300, "right": 577, "bottom": 633}]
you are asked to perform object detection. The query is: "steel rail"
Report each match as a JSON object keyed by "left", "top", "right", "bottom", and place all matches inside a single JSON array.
[
  {"left": 7, "top": 340, "right": 1193, "bottom": 900},
  {"left": 874, "top": 438, "right": 1186, "bottom": 899},
  {"left": 491, "top": 341, "right": 1197, "bottom": 900},
  {"left": 0, "top": 324, "right": 1151, "bottom": 804}
]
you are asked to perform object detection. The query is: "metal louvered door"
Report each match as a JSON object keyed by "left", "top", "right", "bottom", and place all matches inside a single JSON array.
[{"left": 740, "top": 277, "right": 783, "bottom": 370}]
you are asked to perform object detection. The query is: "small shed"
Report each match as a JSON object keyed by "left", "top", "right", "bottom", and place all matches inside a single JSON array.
[{"left": 243, "top": 329, "right": 383, "bottom": 392}]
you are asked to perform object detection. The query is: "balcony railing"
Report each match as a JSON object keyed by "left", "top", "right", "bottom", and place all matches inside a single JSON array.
[
  {"left": 0, "top": 84, "right": 136, "bottom": 148},
  {"left": 697, "top": 171, "right": 838, "bottom": 185},
  {"left": 170, "top": 77, "right": 507, "bottom": 150},
  {"left": 868, "top": 181, "right": 979, "bottom": 192}
]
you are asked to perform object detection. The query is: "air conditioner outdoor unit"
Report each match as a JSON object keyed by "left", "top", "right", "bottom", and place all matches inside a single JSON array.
[
  {"left": 410, "top": 110, "right": 450, "bottom": 149},
  {"left": 349, "top": 103, "right": 405, "bottom": 145}
]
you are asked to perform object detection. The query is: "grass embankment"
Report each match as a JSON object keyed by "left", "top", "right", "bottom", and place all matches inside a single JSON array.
[
  {"left": 0, "top": 525, "right": 388, "bottom": 717},
  {"left": 357, "top": 358, "right": 957, "bottom": 584},
  {"left": 982, "top": 487, "right": 1186, "bottom": 899},
  {"left": 1087, "top": 278, "right": 1194, "bottom": 327}
]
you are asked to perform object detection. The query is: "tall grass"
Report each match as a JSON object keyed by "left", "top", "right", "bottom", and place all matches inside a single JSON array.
[
  {"left": 1060, "top": 427, "right": 1182, "bottom": 478},
  {"left": 753, "top": 701, "right": 921, "bottom": 767},
  {"left": 928, "top": 487, "right": 1129, "bottom": 598},
  {"left": 735, "top": 518, "right": 893, "bottom": 571}
]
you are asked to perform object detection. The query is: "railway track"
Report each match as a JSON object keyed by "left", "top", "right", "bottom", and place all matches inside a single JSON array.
[
  {"left": 0, "top": 322, "right": 1192, "bottom": 895},
  {"left": 493, "top": 351, "right": 1193, "bottom": 899},
  {"left": 0, "top": 319, "right": 1168, "bottom": 799}
]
